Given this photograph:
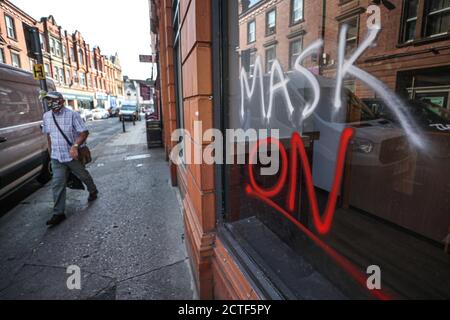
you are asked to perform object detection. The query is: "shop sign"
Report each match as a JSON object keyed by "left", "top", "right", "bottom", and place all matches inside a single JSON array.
[
  {"left": 96, "top": 92, "right": 108, "bottom": 100},
  {"left": 33, "top": 64, "right": 45, "bottom": 80}
]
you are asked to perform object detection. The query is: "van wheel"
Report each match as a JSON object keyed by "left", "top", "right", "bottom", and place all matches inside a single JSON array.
[{"left": 37, "top": 153, "right": 52, "bottom": 184}]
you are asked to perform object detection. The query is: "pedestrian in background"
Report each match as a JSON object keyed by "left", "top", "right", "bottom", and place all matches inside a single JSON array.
[{"left": 42, "top": 92, "right": 98, "bottom": 227}]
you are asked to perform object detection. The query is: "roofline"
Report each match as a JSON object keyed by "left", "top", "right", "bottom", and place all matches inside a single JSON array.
[{"left": 1, "top": 0, "right": 37, "bottom": 24}]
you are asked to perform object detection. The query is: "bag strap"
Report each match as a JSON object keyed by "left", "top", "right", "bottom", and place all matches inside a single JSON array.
[{"left": 52, "top": 112, "right": 73, "bottom": 147}]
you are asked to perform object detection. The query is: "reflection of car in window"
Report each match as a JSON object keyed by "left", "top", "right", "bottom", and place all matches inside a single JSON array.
[
  {"left": 237, "top": 71, "right": 415, "bottom": 194},
  {"left": 302, "top": 78, "right": 411, "bottom": 194},
  {"left": 362, "top": 98, "right": 450, "bottom": 132}
]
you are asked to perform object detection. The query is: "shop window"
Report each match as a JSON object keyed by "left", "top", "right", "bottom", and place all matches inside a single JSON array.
[
  {"left": 290, "top": 0, "right": 304, "bottom": 25},
  {"left": 173, "top": 0, "right": 186, "bottom": 165},
  {"left": 266, "top": 9, "right": 276, "bottom": 36},
  {"left": 289, "top": 38, "right": 303, "bottom": 70},
  {"left": 221, "top": 0, "right": 450, "bottom": 300},
  {"left": 248, "top": 20, "right": 256, "bottom": 43},
  {"left": 424, "top": 0, "right": 450, "bottom": 37},
  {"left": 11, "top": 52, "right": 20, "bottom": 68},
  {"left": 4, "top": 15, "right": 16, "bottom": 40}
]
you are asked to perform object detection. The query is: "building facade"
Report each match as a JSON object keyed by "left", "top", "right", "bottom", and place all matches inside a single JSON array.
[
  {"left": 152, "top": 0, "right": 450, "bottom": 300},
  {"left": 0, "top": 0, "right": 36, "bottom": 71},
  {"left": 0, "top": 0, "right": 124, "bottom": 111}
]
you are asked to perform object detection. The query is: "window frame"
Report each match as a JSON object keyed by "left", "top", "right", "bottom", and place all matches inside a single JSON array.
[
  {"left": 266, "top": 8, "right": 277, "bottom": 36},
  {"left": 398, "top": 0, "right": 450, "bottom": 45},
  {"left": 423, "top": 0, "right": 450, "bottom": 37},
  {"left": 173, "top": 0, "right": 186, "bottom": 166},
  {"left": 4, "top": 14, "right": 17, "bottom": 40},
  {"left": 289, "top": 37, "right": 303, "bottom": 70},
  {"left": 339, "top": 16, "right": 360, "bottom": 56},
  {"left": 265, "top": 45, "right": 276, "bottom": 73},
  {"left": 247, "top": 20, "right": 256, "bottom": 44},
  {"left": 78, "top": 49, "right": 84, "bottom": 65},
  {"left": 10, "top": 52, "right": 21, "bottom": 68},
  {"left": 290, "top": 0, "right": 304, "bottom": 26}
]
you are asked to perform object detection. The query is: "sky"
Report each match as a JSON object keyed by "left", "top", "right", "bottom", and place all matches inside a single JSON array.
[{"left": 12, "top": 0, "right": 153, "bottom": 80}]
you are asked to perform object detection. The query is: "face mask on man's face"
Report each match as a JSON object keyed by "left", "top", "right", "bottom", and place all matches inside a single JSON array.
[{"left": 49, "top": 101, "right": 62, "bottom": 112}]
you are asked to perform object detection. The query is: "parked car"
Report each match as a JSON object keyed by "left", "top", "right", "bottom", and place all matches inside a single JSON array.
[
  {"left": 363, "top": 98, "right": 450, "bottom": 133},
  {"left": 0, "top": 64, "right": 56, "bottom": 199},
  {"left": 64, "top": 106, "right": 93, "bottom": 122},
  {"left": 119, "top": 104, "right": 141, "bottom": 121},
  {"left": 92, "top": 108, "right": 110, "bottom": 120},
  {"left": 79, "top": 108, "right": 94, "bottom": 122}
]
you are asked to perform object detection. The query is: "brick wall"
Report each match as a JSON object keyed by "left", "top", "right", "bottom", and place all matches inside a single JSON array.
[
  {"left": 0, "top": 0, "right": 36, "bottom": 71},
  {"left": 239, "top": 0, "right": 324, "bottom": 72},
  {"left": 323, "top": 0, "right": 450, "bottom": 98}
]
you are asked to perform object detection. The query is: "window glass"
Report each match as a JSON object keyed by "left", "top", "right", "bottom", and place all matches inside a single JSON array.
[
  {"left": 266, "top": 9, "right": 276, "bottom": 35},
  {"left": 425, "top": 0, "right": 450, "bottom": 36},
  {"left": 289, "top": 38, "right": 302, "bottom": 69},
  {"left": 265, "top": 46, "right": 276, "bottom": 72},
  {"left": 224, "top": 0, "right": 450, "bottom": 299},
  {"left": 5, "top": 15, "right": 16, "bottom": 39},
  {"left": 248, "top": 20, "right": 256, "bottom": 43},
  {"left": 291, "top": 0, "right": 304, "bottom": 24},
  {"left": 0, "top": 81, "right": 42, "bottom": 128},
  {"left": 11, "top": 53, "right": 20, "bottom": 68}
]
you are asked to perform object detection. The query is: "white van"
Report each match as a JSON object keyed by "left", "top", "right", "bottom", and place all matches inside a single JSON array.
[{"left": 0, "top": 64, "right": 56, "bottom": 199}]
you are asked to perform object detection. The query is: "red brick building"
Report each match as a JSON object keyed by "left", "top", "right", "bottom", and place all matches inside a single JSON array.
[
  {"left": 323, "top": 0, "right": 450, "bottom": 111},
  {"left": 154, "top": 0, "right": 450, "bottom": 300},
  {"left": 0, "top": 0, "right": 36, "bottom": 70},
  {"left": 0, "top": 0, "right": 124, "bottom": 110}
]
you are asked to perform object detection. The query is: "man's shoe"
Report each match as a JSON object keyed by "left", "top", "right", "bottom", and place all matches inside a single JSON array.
[
  {"left": 88, "top": 190, "right": 98, "bottom": 202},
  {"left": 46, "top": 214, "right": 66, "bottom": 227}
]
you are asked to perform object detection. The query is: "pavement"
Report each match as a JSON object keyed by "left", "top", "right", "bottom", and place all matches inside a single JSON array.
[{"left": 0, "top": 118, "right": 196, "bottom": 300}]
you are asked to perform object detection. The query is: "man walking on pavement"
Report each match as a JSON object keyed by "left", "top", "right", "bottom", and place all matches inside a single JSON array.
[{"left": 42, "top": 92, "right": 98, "bottom": 227}]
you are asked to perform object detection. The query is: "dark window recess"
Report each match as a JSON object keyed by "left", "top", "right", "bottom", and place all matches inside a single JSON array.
[
  {"left": 424, "top": 0, "right": 450, "bottom": 37},
  {"left": 242, "top": 0, "right": 264, "bottom": 12},
  {"left": 401, "top": 0, "right": 419, "bottom": 42}
]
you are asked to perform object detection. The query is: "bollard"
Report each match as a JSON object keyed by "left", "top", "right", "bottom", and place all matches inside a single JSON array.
[
  {"left": 122, "top": 116, "right": 126, "bottom": 133},
  {"left": 133, "top": 115, "right": 136, "bottom": 126}
]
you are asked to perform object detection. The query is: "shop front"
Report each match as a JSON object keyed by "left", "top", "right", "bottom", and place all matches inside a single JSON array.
[
  {"left": 95, "top": 92, "right": 108, "bottom": 109},
  {"left": 154, "top": 0, "right": 450, "bottom": 300},
  {"left": 61, "top": 92, "right": 94, "bottom": 110}
]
